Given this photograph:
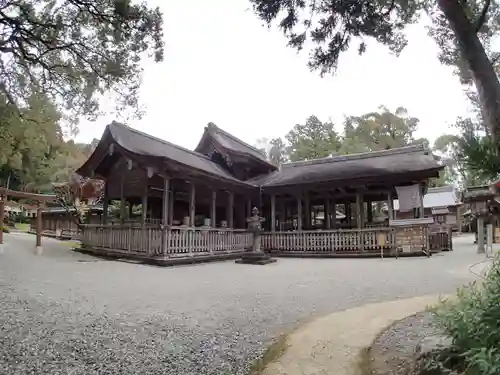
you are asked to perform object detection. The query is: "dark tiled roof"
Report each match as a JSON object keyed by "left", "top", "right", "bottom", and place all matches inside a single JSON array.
[
  {"left": 249, "top": 145, "right": 443, "bottom": 187},
  {"left": 197, "top": 123, "right": 275, "bottom": 168},
  {"left": 462, "top": 186, "right": 494, "bottom": 202},
  {"left": 105, "top": 122, "right": 245, "bottom": 184}
]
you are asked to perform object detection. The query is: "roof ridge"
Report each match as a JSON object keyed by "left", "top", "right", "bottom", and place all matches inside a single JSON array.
[
  {"left": 282, "top": 145, "right": 427, "bottom": 168},
  {"left": 207, "top": 122, "right": 266, "bottom": 156},
  {"left": 110, "top": 121, "right": 213, "bottom": 161}
]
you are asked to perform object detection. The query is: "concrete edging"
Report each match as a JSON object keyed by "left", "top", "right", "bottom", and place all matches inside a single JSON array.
[{"left": 259, "top": 294, "right": 450, "bottom": 375}]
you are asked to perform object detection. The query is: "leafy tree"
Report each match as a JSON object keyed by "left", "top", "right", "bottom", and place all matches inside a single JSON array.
[
  {"left": 249, "top": 0, "right": 500, "bottom": 142},
  {"left": 341, "top": 106, "right": 425, "bottom": 152},
  {"left": 285, "top": 115, "right": 342, "bottom": 161},
  {"left": 0, "top": 0, "right": 164, "bottom": 124},
  {"left": 255, "top": 137, "right": 288, "bottom": 165}
]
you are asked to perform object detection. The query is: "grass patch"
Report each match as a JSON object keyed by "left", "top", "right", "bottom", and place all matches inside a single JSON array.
[
  {"left": 14, "top": 223, "right": 30, "bottom": 232},
  {"left": 62, "top": 240, "right": 81, "bottom": 249},
  {"left": 248, "top": 334, "right": 289, "bottom": 375}
]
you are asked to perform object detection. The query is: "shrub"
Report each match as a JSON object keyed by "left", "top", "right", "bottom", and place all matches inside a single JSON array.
[
  {"left": 1, "top": 226, "right": 10, "bottom": 233},
  {"left": 431, "top": 256, "right": 500, "bottom": 375}
]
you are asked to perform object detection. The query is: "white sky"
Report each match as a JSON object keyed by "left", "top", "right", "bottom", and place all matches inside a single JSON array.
[{"left": 75, "top": 0, "right": 472, "bottom": 149}]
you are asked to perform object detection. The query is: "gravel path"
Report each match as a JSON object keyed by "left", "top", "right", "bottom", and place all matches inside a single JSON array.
[
  {"left": 369, "top": 312, "right": 437, "bottom": 375},
  {"left": 0, "top": 233, "right": 486, "bottom": 375}
]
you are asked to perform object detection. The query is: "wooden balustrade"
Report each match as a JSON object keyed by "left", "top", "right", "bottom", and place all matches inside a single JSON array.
[
  {"left": 261, "top": 227, "right": 395, "bottom": 253},
  {"left": 80, "top": 225, "right": 252, "bottom": 257}
]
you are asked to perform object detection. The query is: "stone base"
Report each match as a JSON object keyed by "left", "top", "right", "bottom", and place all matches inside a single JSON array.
[
  {"left": 235, "top": 251, "right": 277, "bottom": 265},
  {"left": 35, "top": 246, "right": 43, "bottom": 255}
]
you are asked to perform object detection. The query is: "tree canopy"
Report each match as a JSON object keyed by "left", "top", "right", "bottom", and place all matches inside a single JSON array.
[
  {"left": 249, "top": 0, "right": 500, "bottom": 143},
  {"left": 0, "top": 0, "right": 164, "bottom": 124}
]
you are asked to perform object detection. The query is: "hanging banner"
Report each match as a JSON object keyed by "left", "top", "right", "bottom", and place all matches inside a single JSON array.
[{"left": 395, "top": 184, "right": 421, "bottom": 212}]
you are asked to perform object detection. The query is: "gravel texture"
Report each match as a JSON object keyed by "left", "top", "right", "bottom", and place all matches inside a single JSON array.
[
  {"left": 0, "top": 233, "right": 487, "bottom": 375},
  {"left": 369, "top": 312, "right": 438, "bottom": 375}
]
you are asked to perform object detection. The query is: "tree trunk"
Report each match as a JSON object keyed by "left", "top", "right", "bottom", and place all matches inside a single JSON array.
[{"left": 438, "top": 0, "right": 500, "bottom": 141}]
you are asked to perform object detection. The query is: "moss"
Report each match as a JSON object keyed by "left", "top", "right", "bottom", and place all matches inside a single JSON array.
[{"left": 248, "top": 334, "right": 289, "bottom": 375}]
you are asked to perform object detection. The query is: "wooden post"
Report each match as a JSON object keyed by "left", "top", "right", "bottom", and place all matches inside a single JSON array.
[
  {"left": 304, "top": 192, "right": 311, "bottom": 229},
  {"left": 189, "top": 183, "right": 196, "bottom": 227},
  {"left": 35, "top": 204, "right": 42, "bottom": 253},
  {"left": 270, "top": 194, "right": 276, "bottom": 232},
  {"left": 162, "top": 177, "right": 170, "bottom": 225},
  {"left": 366, "top": 199, "right": 373, "bottom": 223},
  {"left": 477, "top": 215, "right": 485, "bottom": 253},
  {"left": 0, "top": 198, "right": 4, "bottom": 247},
  {"left": 162, "top": 177, "right": 170, "bottom": 256},
  {"left": 279, "top": 196, "right": 286, "bottom": 231},
  {"left": 120, "top": 174, "right": 126, "bottom": 223},
  {"left": 419, "top": 187, "right": 425, "bottom": 218},
  {"left": 356, "top": 192, "right": 364, "bottom": 252},
  {"left": 325, "top": 198, "right": 331, "bottom": 229},
  {"left": 141, "top": 184, "right": 148, "bottom": 225},
  {"left": 168, "top": 190, "right": 174, "bottom": 225},
  {"left": 331, "top": 198, "right": 337, "bottom": 229},
  {"left": 210, "top": 191, "right": 217, "bottom": 228},
  {"left": 102, "top": 183, "right": 109, "bottom": 224},
  {"left": 297, "top": 196, "right": 303, "bottom": 230},
  {"left": 387, "top": 193, "right": 394, "bottom": 221},
  {"left": 227, "top": 191, "right": 234, "bottom": 228}
]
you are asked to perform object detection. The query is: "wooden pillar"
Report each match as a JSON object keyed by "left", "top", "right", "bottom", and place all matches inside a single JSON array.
[
  {"left": 304, "top": 192, "right": 311, "bottom": 229},
  {"left": 102, "top": 183, "right": 109, "bottom": 224},
  {"left": 325, "top": 198, "right": 331, "bottom": 229},
  {"left": 356, "top": 193, "right": 364, "bottom": 229},
  {"left": 120, "top": 174, "right": 126, "bottom": 223},
  {"left": 141, "top": 184, "right": 148, "bottom": 225},
  {"left": 210, "top": 191, "right": 217, "bottom": 228},
  {"left": 270, "top": 194, "right": 276, "bottom": 232},
  {"left": 356, "top": 192, "right": 364, "bottom": 252},
  {"left": 279, "top": 196, "right": 286, "bottom": 231},
  {"left": 457, "top": 207, "right": 462, "bottom": 234},
  {"left": 36, "top": 204, "right": 42, "bottom": 248},
  {"left": 168, "top": 190, "right": 174, "bottom": 225},
  {"left": 227, "top": 191, "right": 234, "bottom": 228},
  {"left": 387, "top": 193, "right": 394, "bottom": 221},
  {"left": 297, "top": 196, "right": 303, "bottom": 230},
  {"left": 0, "top": 198, "right": 4, "bottom": 246},
  {"left": 162, "top": 177, "right": 170, "bottom": 225},
  {"left": 331, "top": 198, "right": 337, "bottom": 228},
  {"left": 189, "top": 183, "right": 196, "bottom": 227},
  {"left": 477, "top": 215, "right": 485, "bottom": 253},
  {"left": 366, "top": 199, "right": 373, "bottom": 223},
  {"left": 419, "top": 187, "right": 425, "bottom": 218}
]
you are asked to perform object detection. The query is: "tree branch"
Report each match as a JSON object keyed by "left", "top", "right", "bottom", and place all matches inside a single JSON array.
[{"left": 475, "top": 0, "right": 491, "bottom": 33}]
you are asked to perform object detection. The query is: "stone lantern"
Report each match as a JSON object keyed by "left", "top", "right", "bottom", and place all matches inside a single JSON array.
[{"left": 235, "top": 207, "right": 277, "bottom": 265}]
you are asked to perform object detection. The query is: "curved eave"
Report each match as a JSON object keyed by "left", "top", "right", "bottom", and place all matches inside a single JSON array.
[{"left": 74, "top": 128, "right": 113, "bottom": 178}]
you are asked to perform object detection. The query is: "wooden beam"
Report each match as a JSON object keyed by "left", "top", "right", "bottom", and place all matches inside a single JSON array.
[
  {"left": 210, "top": 190, "right": 217, "bottom": 228},
  {"left": 270, "top": 194, "right": 276, "bottom": 232},
  {"left": 189, "top": 183, "right": 196, "bottom": 227}
]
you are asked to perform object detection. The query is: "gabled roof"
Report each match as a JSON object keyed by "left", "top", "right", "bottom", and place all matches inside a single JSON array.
[
  {"left": 76, "top": 122, "right": 247, "bottom": 185},
  {"left": 249, "top": 145, "right": 443, "bottom": 187},
  {"left": 394, "top": 185, "right": 460, "bottom": 211},
  {"left": 195, "top": 122, "right": 276, "bottom": 169}
]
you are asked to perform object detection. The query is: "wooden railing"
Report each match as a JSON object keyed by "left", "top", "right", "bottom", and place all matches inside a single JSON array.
[
  {"left": 80, "top": 225, "right": 252, "bottom": 257},
  {"left": 261, "top": 227, "right": 395, "bottom": 253}
]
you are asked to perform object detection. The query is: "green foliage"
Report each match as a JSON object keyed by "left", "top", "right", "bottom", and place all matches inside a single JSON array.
[
  {"left": 0, "top": 0, "right": 164, "bottom": 122},
  {"left": 285, "top": 116, "right": 342, "bottom": 161},
  {"left": 250, "top": 0, "right": 423, "bottom": 75},
  {"left": 343, "top": 106, "right": 420, "bottom": 151},
  {"left": 431, "top": 256, "right": 500, "bottom": 375}
]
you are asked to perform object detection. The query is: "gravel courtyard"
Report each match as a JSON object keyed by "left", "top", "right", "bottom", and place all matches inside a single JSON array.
[{"left": 0, "top": 233, "right": 487, "bottom": 375}]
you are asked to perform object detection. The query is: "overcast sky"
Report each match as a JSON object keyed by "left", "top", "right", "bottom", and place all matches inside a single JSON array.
[{"left": 75, "top": 0, "right": 472, "bottom": 149}]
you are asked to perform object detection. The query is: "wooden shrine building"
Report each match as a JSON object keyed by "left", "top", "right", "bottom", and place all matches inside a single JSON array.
[{"left": 76, "top": 121, "right": 445, "bottom": 262}]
